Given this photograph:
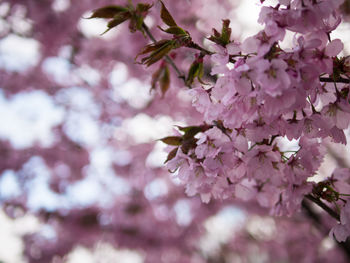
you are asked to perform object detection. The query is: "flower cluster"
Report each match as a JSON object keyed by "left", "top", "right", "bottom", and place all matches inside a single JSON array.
[{"left": 166, "top": 0, "right": 350, "bottom": 240}]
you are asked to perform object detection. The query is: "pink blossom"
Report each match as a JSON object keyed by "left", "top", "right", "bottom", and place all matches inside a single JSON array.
[
  {"left": 331, "top": 201, "right": 350, "bottom": 242},
  {"left": 251, "top": 58, "right": 291, "bottom": 97}
]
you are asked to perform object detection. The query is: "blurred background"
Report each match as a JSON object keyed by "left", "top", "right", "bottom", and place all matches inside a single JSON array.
[{"left": 1, "top": 0, "right": 350, "bottom": 262}]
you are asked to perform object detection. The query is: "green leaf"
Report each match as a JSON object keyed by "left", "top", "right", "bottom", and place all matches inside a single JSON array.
[
  {"left": 177, "top": 126, "right": 203, "bottom": 139},
  {"left": 186, "top": 55, "right": 207, "bottom": 86},
  {"left": 186, "top": 62, "right": 200, "bottom": 86},
  {"left": 160, "top": 1, "right": 177, "bottom": 27},
  {"left": 89, "top": 5, "right": 129, "bottom": 19},
  {"left": 159, "top": 136, "right": 183, "bottom": 146},
  {"left": 164, "top": 147, "right": 178, "bottom": 163},
  {"left": 128, "top": 15, "right": 144, "bottom": 33},
  {"left": 221, "top": 19, "right": 231, "bottom": 45},
  {"left": 160, "top": 65, "right": 170, "bottom": 97},
  {"left": 151, "top": 65, "right": 171, "bottom": 97},
  {"left": 135, "top": 16, "right": 144, "bottom": 32},
  {"left": 197, "top": 63, "right": 208, "bottom": 85},
  {"left": 136, "top": 3, "right": 153, "bottom": 13},
  {"left": 151, "top": 67, "right": 163, "bottom": 91},
  {"left": 136, "top": 40, "right": 170, "bottom": 59},
  {"left": 181, "top": 137, "right": 198, "bottom": 154},
  {"left": 101, "top": 13, "right": 131, "bottom": 34},
  {"left": 158, "top": 26, "right": 187, "bottom": 36},
  {"left": 131, "top": 3, "right": 153, "bottom": 33},
  {"left": 212, "top": 28, "right": 220, "bottom": 38},
  {"left": 141, "top": 41, "right": 174, "bottom": 66},
  {"left": 208, "top": 19, "right": 232, "bottom": 47},
  {"left": 176, "top": 125, "right": 198, "bottom": 133}
]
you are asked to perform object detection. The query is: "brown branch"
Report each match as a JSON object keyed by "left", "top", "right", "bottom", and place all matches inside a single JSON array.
[
  {"left": 187, "top": 41, "right": 213, "bottom": 55},
  {"left": 319, "top": 77, "right": 350, "bottom": 84},
  {"left": 305, "top": 194, "right": 340, "bottom": 221},
  {"left": 302, "top": 199, "right": 350, "bottom": 259}
]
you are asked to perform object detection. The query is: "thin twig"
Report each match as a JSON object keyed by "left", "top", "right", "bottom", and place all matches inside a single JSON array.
[
  {"left": 320, "top": 77, "right": 350, "bottom": 84},
  {"left": 187, "top": 41, "right": 213, "bottom": 55}
]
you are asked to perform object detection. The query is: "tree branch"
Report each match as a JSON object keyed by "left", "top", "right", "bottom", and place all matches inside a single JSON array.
[
  {"left": 319, "top": 77, "right": 350, "bottom": 84},
  {"left": 187, "top": 41, "right": 213, "bottom": 55},
  {"left": 305, "top": 194, "right": 340, "bottom": 221},
  {"left": 302, "top": 199, "right": 350, "bottom": 259}
]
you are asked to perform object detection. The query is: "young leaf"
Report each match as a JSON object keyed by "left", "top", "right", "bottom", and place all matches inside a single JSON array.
[
  {"left": 159, "top": 65, "right": 170, "bottom": 97},
  {"left": 151, "top": 67, "right": 163, "bottom": 91},
  {"left": 101, "top": 13, "right": 131, "bottom": 35},
  {"left": 221, "top": 19, "right": 231, "bottom": 45},
  {"left": 197, "top": 63, "right": 207, "bottom": 85},
  {"left": 208, "top": 19, "right": 232, "bottom": 47},
  {"left": 158, "top": 26, "right": 187, "bottom": 36},
  {"left": 186, "top": 62, "right": 200, "bottom": 86},
  {"left": 159, "top": 136, "right": 183, "bottom": 146},
  {"left": 178, "top": 126, "right": 203, "bottom": 139},
  {"left": 141, "top": 41, "right": 174, "bottom": 66},
  {"left": 181, "top": 137, "right": 198, "bottom": 154},
  {"left": 89, "top": 6, "right": 129, "bottom": 19},
  {"left": 131, "top": 3, "right": 153, "bottom": 32},
  {"left": 136, "top": 40, "right": 170, "bottom": 59},
  {"left": 164, "top": 147, "right": 178, "bottom": 163},
  {"left": 186, "top": 54, "right": 207, "bottom": 86},
  {"left": 212, "top": 28, "right": 220, "bottom": 38},
  {"left": 151, "top": 64, "right": 171, "bottom": 97},
  {"left": 136, "top": 3, "right": 153, "bottom": 13},
  {"left": 177, "top": 125, "right": 200, "bottom": 133},
  {"left": 129, "top": 15, "right": 143, "bottom": 33},
  {"left": 160, "top": 1, "right": 177, "bottom": 27}
]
